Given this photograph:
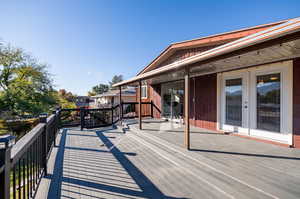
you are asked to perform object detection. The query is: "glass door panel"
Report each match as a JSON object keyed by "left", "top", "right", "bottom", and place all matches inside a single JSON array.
[
  {"left": 256, "top": 73, "right": 281, "bottom": 132},
  {"left": 225, "top": 78, "right": 243, "bottom": 126},
  {"left": 162, "top": 88, "right": 172, "bottom": 118},
  {"left": 161, "top": 81, "right": 184, "bottom": 120}
]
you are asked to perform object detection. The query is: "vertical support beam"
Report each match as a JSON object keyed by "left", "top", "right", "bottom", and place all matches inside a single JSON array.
[
  {"left": 111, "top": 106, "right": 114, "bottom": 125},
  {"left": 184, "top": 68, "right": 190, "bottom": 150},
  {"left": 139, "top": 81, "right": 142, "bottom": 130},
  {"left": 119, "top": 86, "right": 122, "bottom": 122}
]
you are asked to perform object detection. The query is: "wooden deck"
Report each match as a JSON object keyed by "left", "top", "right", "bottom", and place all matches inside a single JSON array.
[{"left": 35, "top": 120, "right": 300, "bottom": 199}]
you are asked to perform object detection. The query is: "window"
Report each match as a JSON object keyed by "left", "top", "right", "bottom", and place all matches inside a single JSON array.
[{"left": 141, "top": 85, "right": 147, "bottom": 99}]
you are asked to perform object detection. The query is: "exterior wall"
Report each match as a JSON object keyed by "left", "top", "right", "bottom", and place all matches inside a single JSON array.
[
  {"left": 293, "top": 58, "right": 300, "bottom": 148},
  {"left": 136, "top": 86, "right": 152, "bottom": 116},
  {"left": 135, "top": 84, "right": 162, "bottom": 117},
  {"left": 150, "top": 84, "right": 162, "bottom": 118},
  {"left": 144, "top": 74, "right": 217, "bottom": 130},
  {"left": 190, "top": 74, "right": 217, "bottom": 130}
]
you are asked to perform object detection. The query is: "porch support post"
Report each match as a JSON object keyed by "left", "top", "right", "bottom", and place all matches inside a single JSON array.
[
  {"left": 184, "top": 68, "right": 190, "bottom": 150},
  {"left": 139, "top": 81, "right": 142, "bottom": 130},
  {"left": 119, "top": 86, "right": 122, "bottom": 122}
]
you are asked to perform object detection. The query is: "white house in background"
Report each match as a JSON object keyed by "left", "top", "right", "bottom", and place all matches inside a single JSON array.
[{"left": 90, "top": 88, "right": 136, "bottom": 108}]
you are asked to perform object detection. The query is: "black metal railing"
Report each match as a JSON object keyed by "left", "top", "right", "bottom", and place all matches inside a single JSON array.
[
  {"left": 0, "top": 109, "right": 60, "bottom": 199},
  {"left": 121, "top": 101, "right": 154, "bottom": 119},
  {"left": 60, "top": 105, "right": 121, "bottom": 130},
  {"left": 0, "top": 101, "right": 160, "bottom": 198}
]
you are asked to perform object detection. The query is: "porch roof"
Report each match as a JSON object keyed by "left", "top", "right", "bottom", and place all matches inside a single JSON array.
[{"left": 113, "top": 17, "right": 300, "bottom": 87}]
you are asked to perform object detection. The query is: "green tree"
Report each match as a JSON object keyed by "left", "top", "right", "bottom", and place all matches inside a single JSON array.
[
  {"left": 0, "top": 44, "right": 56, "bottom": 118},
  {"left": 52, "top": 89, "right": 76, "bottom": 109},
  {"left": 109, "top": 75, "right": 123, "bottom": 89},
  {"left": 88, "top": 84, "right": 109, "bottom": 96}
]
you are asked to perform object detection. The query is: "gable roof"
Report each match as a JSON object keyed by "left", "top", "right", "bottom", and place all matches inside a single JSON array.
[
  {"left": 113, "top": 17, "right": 300, "bottom": 87},
  {"left": 137, "top": 18, "right": 290, "bottom": 75}
]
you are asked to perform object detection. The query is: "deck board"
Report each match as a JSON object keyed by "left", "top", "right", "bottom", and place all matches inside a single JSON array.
[{"left": 35, "top": 121, "right": 300, "bottom": 199}]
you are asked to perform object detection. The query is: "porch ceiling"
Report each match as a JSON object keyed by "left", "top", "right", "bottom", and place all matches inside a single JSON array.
[{"left": 189, "top": 38, "right": 300, "bottom": 77}]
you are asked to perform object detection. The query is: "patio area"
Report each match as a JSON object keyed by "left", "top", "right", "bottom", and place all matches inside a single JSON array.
[{"left": 35, "top": 119, "right": 300, "bottom": 199}]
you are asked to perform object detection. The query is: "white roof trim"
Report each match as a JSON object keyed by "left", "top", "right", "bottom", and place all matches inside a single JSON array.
[{"left": 113, "top": 18, "right": 300, "bottom": 87}]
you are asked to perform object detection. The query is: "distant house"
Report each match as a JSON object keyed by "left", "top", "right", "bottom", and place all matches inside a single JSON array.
[
  {"left": 75, "top": 96, "right": 93, "bottom": 108},
  {"left": 90, "top": 88, "right": 136, "bottom": 108}
]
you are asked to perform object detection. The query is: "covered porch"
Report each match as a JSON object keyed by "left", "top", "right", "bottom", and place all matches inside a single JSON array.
[{"left": 114, "top": 18, "right": 300, "bottom": 149}]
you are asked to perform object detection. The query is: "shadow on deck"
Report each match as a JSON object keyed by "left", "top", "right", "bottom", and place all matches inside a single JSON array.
[{"left": 42, "top": 127, "right": 187, "bottom": 199}]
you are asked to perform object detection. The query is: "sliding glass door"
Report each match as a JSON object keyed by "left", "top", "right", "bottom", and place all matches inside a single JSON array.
[{"left": 161, "top": 81, "right": 184, "bottom": 120}]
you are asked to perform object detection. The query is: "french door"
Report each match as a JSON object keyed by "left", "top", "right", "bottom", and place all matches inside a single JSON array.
[
  {"left": 220, "top": 71, "right": 249, "bottom": 134},
  {"left": 219, "top": 61, "right": 293, "bottom": 144}
]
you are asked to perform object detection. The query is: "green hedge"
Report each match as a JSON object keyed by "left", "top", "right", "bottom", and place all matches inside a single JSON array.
[{"left": 0, "top": 119, "right": 39, "bottom": 139}]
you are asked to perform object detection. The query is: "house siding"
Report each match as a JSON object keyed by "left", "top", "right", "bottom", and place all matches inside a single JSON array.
[
  {"left": 293, "top": 58, "right": 300, "bottom": 148},
  {"left": 136, "top": 86, "right": 151, "bottom": 117},
  {"left": 151, "top": 84, "right": 162, "bottom": 118},
  {"left": 190, "top": 74, "right": 217, "bottom": 130}
]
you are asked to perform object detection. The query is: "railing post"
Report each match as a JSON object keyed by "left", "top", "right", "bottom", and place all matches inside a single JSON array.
[
  {"left": 119, "top": 86, "right": 122, "bottom": 122},
  {"left": 80, "top": 107, "right": 85, "bottom": 131},
  {"left": 151, "top": 100, "right": 154, "bottom": 118},
  {"left": 52, "top": 110, "right": 57, "bottom": 147},
  {"left": 57, "top": 107, "right": 61, "bottom": 128},
  {"left": 39, "top": 114, "right": 48, "bottom": 176},
  {"left": 111, "top": 106, "right": 114, "bottom": 125},
  {"left": 0, "top": 135, "right": 16, "bottom": 199},
  {"left": 120, "top": 101, "right": 123, "bottom": 121}
]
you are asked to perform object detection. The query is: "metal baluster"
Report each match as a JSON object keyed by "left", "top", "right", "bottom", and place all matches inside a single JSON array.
[
  {"left": 30, "top": 145, "right": 33, "bottom": 197},
  {"left": 13, "top": 165, "right": 16, "bottom": 199},
  {"left": 18, "top": 160, "right": 21, "bottom": 199},
  {"left": 34, "top": 140, "right": 37, "bottom": 189},
  {"left": 22, "top": 156, "right": 26, "bottom": 199},
  {"left": 27, "top": 151, "right": 30, "bottom": 198},
  {"left": 38, "top": 134, "right": 41, "bottom": 177}
]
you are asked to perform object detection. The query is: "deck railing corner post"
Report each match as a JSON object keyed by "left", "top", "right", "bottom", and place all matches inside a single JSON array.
[
  {"left": 52, "top": 110, "right": 58, "bottom": 147},
  {"left": 39, "top": 114, "right": 48, "bottom": 176},
  {"left": 0, "top": 135, "right": 16, "bottom": 199}
]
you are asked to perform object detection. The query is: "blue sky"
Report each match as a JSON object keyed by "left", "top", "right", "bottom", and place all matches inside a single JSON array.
[{"left": 0, "top": 1, "right": 299, "bottom": 95}]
